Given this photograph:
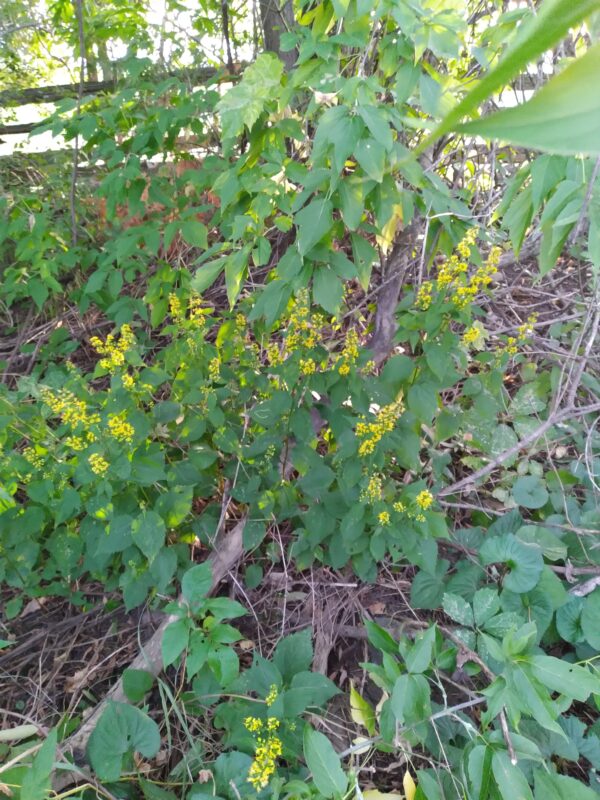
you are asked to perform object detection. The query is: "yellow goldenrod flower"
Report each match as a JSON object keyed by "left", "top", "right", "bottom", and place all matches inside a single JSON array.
[
  {"left": 244, "top": 717, "right": 263, "bottom": 733},
  {"left": 90, "top": 324, "right": 136, "bottom": 372},
  {"left": 378, "top": 511, "right": 390, "bottom": 526},
  {"left": 356, "top": 398, "right": 405, "bottom": 457},
  {"left": 360, "top": 473, "right": 383, "bottom": 504},
  {"left": 265, "top": 684, "right": 278, "bottom": 706},
  {"left": 107, "top": 413, "right": 135, "bottom": 444},
  {"left": 122, "top": 373, "right": 135, "bottom": 390},
  {"left": 300, "top": 358, "right": 316, "bottom": 375},
  {"left": 22, "top": 446, "right": 44, "bottom": 468},
  {"left": 247, "top": 733, "right": 283, "bottom": 790},
  {"left": 208, "top": 357, "right": 221, "bottom": 381},
  {"left": 89, "top": 453, "right": 109, "bottom": 475},
  {"left": 393, "top": 501, "right": 406, "bottom": 513},
  {"left": 65, "top": 435, "right": 85, "bottom": 451},
  {"left": 415, "top": 490, "right": 434, "bottom": 510},
  {"left": 416, "top": 280, "right": 433, "bottom": 310}
]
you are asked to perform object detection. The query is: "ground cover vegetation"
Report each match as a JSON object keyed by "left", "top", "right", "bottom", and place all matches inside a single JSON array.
[{"left": 1, "top": 0, "right": 600, "bottom": 797}]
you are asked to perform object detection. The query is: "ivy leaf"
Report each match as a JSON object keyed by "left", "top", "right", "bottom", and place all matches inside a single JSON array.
[
  {"left": 512, "top": 476, "right": 549, "bottom": 509},
  {"left": 480, "top": 534, "right": 543, "bottom": 593},
  {"left": 303, "top": 727, "right": 348, "bottom": 798},
  {"left": 87, "top": 702, "right": 161, "bottom": 782},
  {"left": 295, "top": 199, "right": 333, "bottom": 256}
]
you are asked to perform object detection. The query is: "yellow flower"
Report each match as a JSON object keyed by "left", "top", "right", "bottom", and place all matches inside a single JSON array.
[
  {"left": 244, "top": 717, "right": 263, "bottom": 733},
  {"left": 90, "top": 324, "right": 136, "bottom": 372},
  {"left": 22, "top": 446, "right": 44, "bottom": 468},
  {"left": 356, "top": 398, "right": 405, "bottom": 457},
  {"left": 415, "top": 490, "right": 433, "bottom": 510},
  {"left": 247, "top": 733, "right": 282, "bottom": 790},
  {"left": 393, "top": 501, "right": 406, "bottom": 513},
  {"left": 378, "top": 511, "right": 390, "bottom": 526},
  {"left": 300, "top": 358, "right": 316, "bottom": 375},
  {"left": 107, "top": 413, "right": 135, "bottom": 444},
  {"left": 265, "top": 684, "right": 278, "bottom": 706},
  {"left": 360, "top": 473, "right": 383, "bottom": 504},
  {"left": 89, "top": 453, "right": 109, "bottom": 475},
  {"left": 122, "top": 373, "right": 135, "bottom": 390},
  {"left": 416, "top": 280, "right": 433, "bottom": 310},
  {"left": 65, "top": 435, "right": 85, "bottom": 451},
  {"left": 208, "top": 357, "right": 221, "bottom": 381}
]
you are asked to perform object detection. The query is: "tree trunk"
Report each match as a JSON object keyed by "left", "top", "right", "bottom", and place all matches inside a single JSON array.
[{"left": 259, "top": 0, "right": 297, "bottom": 71}]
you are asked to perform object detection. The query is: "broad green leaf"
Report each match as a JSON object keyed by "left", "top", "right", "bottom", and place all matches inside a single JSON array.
[
  {"left": 534, "top": 770, "right": 599, "bottom": 800},
  {"left": 355, "top": 138, "right": 386, "bottom": 183},
  {"left": 295, "top": 199, "right": 333, "bottom": 256},
  {"left": 516, "top": 525, "right": 566, "bottom": 561},
  {"left": 123, "top": 669, "right": 155, "bottom": 703},
  {"left": 217, "top": 54, "right": 283, "bottom": 139},
  {"left": 273, "top": 629, "right": 313, "bottom": 681},
  {"left": 182, "top": 562, "right": 213, "bottom": 608},
  {"left": 162, "top": 618, "right": 190, "bottom": 667},
  {"left": 365, "top": 619, "right": 398, "bottom": 655},
  {"left": 313, "top": 267, "right": 343, "bottom": 314},
  {"left": 21, "top": 729, "right": 57, "bottom": 800},
  {"left": 492, "top": 751, "right": 533, "bottom": 800},
  {"left": 529, "top": 655, "right": 600, "bottom": 701},
  {"left": 442, "top": 592, "right": 474, "bottom": 627},
  {"left": 457, "top": 44, "right": 600, "bottom": 156},
  {"left": 87, "top": 702, "right": 161, "bottom": 782},
  {"left": 480, "top": 534, "right": 543, "bottom": 593},
  {"left": 581, "top": 588, "right": 600, "bottom": 649},
  {"left": 512, "top": 476, "right": 549, "bottom": 509},
  {"left": 556, "top": 597, "right": 585, "bottom": 644},
  {"left": 131, "top": 510, "right": 166, "bottom": 562},
  {"left": 405, "top": 626, "right": 436, "bottom": 674},
  {"left": 419, "top": 0, "right": 600, "bottom": 150},
  {"left": 303, "top": 727, "right": 348, "bottom": 798},
  {"left": 180, "top": 220, "right": 208, "bottom": 249},
  {"left": 191, "top": 256, "right": 227, "bottom": 294},
  {"left": 473, "top": 588, "right": 501, "bottom": 627},
  {"left": 225, "top": 247, "right": 249, "bottom": 308},
  {"left": 390, "top": 674, "right": 432, "bottom": 726}
]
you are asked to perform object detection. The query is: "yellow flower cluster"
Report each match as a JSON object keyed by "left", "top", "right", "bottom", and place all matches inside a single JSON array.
[
  {"left": 356, "top": 398, "right": 405, "bottom": 457},
  {"left": 64, "top": 433, "right": 95, "bottom": 451},
  {"left": 415, "top": 490, "right": 434, "bottom": 510},
  {"left": 517, "top": 313, "right": 538, "bottom": 341},
  {"left": 266, "top": 342, "right": 283, "bottom": 366},
  {"left": 299, "top": 358, "right": 316, "bottom": 375},
  {"left": 286, "top": 290, "right": 325, "bottom": 351},
  {"left": 22, "top": 446, "right": 44, "bottom": 468},
  {"left": 41, "top": 388, "right": 100, "bottom": 429},
  {"left": 462, "top": 325, "right": 480, "bottom": 345},
  {"left": 337, "top": 328, "right": 360, "bottom": 376},
  {"left": 244, "top": 716, "right": 282, "bottom": 791},
  {"left": 265, "top": 684, "right": 279, "bottom": 706},
  {"left": 415, "top": 233, "right": 500, "bottom": 312},
  {"left": 393, "top": 500, "right": 406, "bottom": 513},
  {"left": 89, "top": 453, "right": 109, "bottom": 475},
  {"left": 360, "top": 473, "right": 383, "bottom": 504},
  {"left": 107, "top": 413, "right": 135, "bottom": 444},
  {"left": 208, "top": 357, "right": 221, "bottom": 381},
  {"left": 378, "top": 511, "right": 390, "bottom": 526},
  {"left": 90, "top": 324, "right": 136, "bottom": 372}
]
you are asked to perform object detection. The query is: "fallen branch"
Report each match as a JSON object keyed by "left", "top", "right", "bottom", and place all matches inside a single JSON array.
[{"left": 56, "top": 517, "right": 245, "bottom": 772}]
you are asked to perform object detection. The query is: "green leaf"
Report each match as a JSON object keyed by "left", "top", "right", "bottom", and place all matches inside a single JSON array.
[
  {"left": 162, "top": 618, "right": 190, "bottom": 667},
  {"left": 405, "top": 626, "right": 436, "bottom": 674},
  {"left": 217, "top": 54, "right": 283, "bottom": 139},
  {"left": 357, "top": 106, "right": 393, "bottom": 151},
  {"left": 420, "top": 0, "right": 600, "bottom": 150},
  {"left": 534, "top": 770, "right": 599, "bottom": 800},
  {"left": 480, "top": 534, "right": 543, "bottom": 593},
  {"left": 303, "top": 727, "right": 348, "bottom": 798},
  {"left": 492, "top": 751, "right": 533, "bottom": 800},
  {"left": 350, "top": 683, "right": 376, "bottom": 736},
  {"left": 355, "top": 137, "right": 386, "bottom": 183},
  {"left": 390, "top": 674, "right": 432, "bottom": 727},
  {"left": 581, "top": 588, "right": 600, "bottom": 649},
  {"left": 365, "top": 619, "right": 398, "bottom": 655},
  {"left": 123, "top": 669, "right": 155, "bottom": 703},
  {"left": 512, "top": 477, "right": 549, "bottom": 509},
  {"left": 516, "top": 525, "right": 566, "bottom": 561},
  {"left": 556, "top": 597, "right": 585, "bottom": 644},
  {"left": 313, "top": 267, "right": 343, "bottom": 314},
  {"left": 473, "top": 588, "right": 501, "bottom": 627},
  {"left": 181, "top": 220, "right": 208, "bottom": 249},
  {"left": 225, "top": 247, "right": 249, "bottom": 308},
  {"left": 529, "top": 655, "right": 600, "bottom": 701},
  {"left": 21, "top": 729, "right": 57, "bottom": 800},
  {"left": 295, "top": 199, "right": 333, "bottom": 256},
  {"left": 182, "top": 562, "right": 213, "bottom": 609},
  {"left": 87, "top": 702, "right": 161, "bottom": 782},
  {"left": 442, "top": 592, "right": 474, "bottom": 627},
  {"left": 457, "top": 44, "right": 600, "bottom": 156},
  {"left": 273, "top": 629, "right": 313, "bottom": 681},
  {"left": 191, "top": 256, "right": 227, "bottom": 294},
  {"left": 131, "top": 510, "right": 166, "bottom": 563}
]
